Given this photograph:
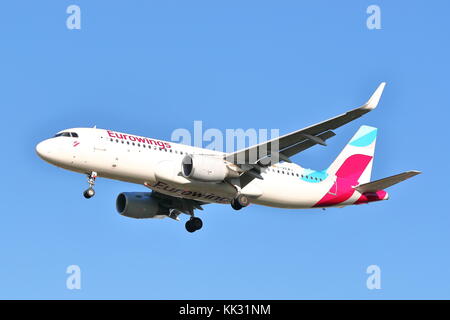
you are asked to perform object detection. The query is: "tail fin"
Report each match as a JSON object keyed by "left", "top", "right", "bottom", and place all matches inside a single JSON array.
[{"left": 327, "top": 125, "right": 377, "bottom": 183}]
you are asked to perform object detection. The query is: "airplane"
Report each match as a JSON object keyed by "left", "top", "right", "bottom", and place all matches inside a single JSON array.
[{"left": 36, "top": 82, "right": 420, "bottom": 233}]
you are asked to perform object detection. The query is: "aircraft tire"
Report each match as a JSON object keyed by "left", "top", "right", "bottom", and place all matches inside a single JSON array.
[
  {"left": 231, "top": 199, "right": 243, "bottom": 210},
  {"left": 83, "top": 188, "right": 95, "bottom": 199},
  {"left": 191, "top": 217, "right": 203, "bottom": 230},
  {"left": 185, "top": 218, "right": 201, "bottom": 233},
  {"left": 236, "top": 194, "right": 249, "bottom": 207}
]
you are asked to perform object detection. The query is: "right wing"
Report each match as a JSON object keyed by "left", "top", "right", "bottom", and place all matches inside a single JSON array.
[{"left": 225, "top": 82, "right": 386, "bottom": 165}]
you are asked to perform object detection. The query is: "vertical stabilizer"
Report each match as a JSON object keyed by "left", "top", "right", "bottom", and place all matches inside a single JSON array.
[{"left": 327, "top": 125, "right": 377, "bottom": 183}]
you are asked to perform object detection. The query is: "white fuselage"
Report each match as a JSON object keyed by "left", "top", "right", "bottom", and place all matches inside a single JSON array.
[{"left": 36, "top": 127, "right": 366, "bottom": 209}]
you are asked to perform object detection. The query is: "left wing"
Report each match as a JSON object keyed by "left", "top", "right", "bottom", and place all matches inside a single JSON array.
[
  {"left": 150, "top": 191, "right": 205, "bottom": 220},
  {"left": 225, "top": 82, "right": 385, "bottom": 167}
]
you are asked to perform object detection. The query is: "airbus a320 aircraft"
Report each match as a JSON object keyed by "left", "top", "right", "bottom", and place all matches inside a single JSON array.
[{"left": 36, "top": 83, "right": 420, "bottom": 232}]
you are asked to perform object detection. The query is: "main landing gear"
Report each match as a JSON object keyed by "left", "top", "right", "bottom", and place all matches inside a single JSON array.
[
  {"left": 185, "top": 217, "right": 203, "bottom": 233},
  {"left": 184, "top": 193, "right": 248, "bottom": 233},
  {"left": 83, "top": 171, "right": 97, "bottom": 199},
  {"left": 231, "top": 194, "right": 250, "bottom": 211}
]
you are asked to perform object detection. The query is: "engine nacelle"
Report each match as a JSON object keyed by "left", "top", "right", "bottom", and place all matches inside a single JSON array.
[
  {"left": 181, "top": 154, "right": 237, "bottom": 182},
  {"left": 116, "top": 192, "right": 167, "bottom": 219}
]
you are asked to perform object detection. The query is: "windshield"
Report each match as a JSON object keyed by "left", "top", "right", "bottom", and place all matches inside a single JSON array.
[{"left": 54, "top": 132, "right": 78, "bottom": 138}]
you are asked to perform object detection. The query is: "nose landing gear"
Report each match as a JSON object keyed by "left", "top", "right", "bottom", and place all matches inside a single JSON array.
[{"left": 83, "top": 171, "right": 97, "bottom": 199}]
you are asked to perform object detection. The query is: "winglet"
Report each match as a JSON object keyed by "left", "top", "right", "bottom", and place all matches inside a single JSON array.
[{"left": 362, "top": 82, "right": 386, "bottom": 110}]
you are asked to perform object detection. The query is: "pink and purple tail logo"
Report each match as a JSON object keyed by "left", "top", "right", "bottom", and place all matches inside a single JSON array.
[
  {"left": 312, "top": 126, "right": 382, "bottom": 207},
  {"left": 314, "top": 154, "right": 373, "bottom": 207}
]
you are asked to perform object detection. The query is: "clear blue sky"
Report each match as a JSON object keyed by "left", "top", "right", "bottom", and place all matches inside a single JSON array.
[{"left": 0, "top": 1, "right": 448, "bottom": 299}]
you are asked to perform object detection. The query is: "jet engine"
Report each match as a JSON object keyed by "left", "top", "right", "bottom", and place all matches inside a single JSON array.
[
  {"left": 116, "top": 192, "right": 167, "bottom": 219},
  {"left": 181, "top": 154, "right": 239, "bottom": 182}
]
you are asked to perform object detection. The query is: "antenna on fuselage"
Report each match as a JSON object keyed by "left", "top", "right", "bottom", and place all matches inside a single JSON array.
[{"left": 93, "top": 125, "right": 97, "bottom": 129}]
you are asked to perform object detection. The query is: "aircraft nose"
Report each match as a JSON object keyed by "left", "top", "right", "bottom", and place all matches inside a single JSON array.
[{"left": 36, "top": 140, "right": 51, "bottom": 160}]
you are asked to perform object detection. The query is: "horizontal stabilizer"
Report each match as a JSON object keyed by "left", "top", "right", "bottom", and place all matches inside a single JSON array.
[{"left": 354, "top": 170, "right": 421, "bottom": 193}]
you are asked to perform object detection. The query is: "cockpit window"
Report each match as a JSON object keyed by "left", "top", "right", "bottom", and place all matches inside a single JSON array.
[
  {"left": 54, "top": 132, "right": 79, "bottom": 138},
  {"left": 54, "top": 132, "right": 71, "bottom": 137}
]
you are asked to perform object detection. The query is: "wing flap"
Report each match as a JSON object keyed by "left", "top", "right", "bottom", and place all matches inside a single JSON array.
[
  {"left": 149, "top": 190, "right": 207, "bottom": 216},
  {"left": 281, "top": 130, "right": 336, "bottom": 158}
]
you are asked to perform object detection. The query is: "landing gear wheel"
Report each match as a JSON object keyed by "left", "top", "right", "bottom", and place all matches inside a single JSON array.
[
  {"left": 231, "top": 199, "right": 242, "bottom": 210},
  {"left": 83, "top": 188, "right": 95, "bottom": 199},
  {"left": 83, "top": 171, "right": 97, "bottom": 199},
  {"left": 236, "top": 194, "right": 249, "bottom": 207},
  {"left": 231, "top": 194, "right": 249, "bottom": 210},
  {"left": 185, "top": 220, "right": 196, "bottom": 233},
  {"left": 185, "top": 217, "right": 203, "bottom": 233},
  {"left": 191, "top": 217, "right": 203, "bottom": 230}
]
